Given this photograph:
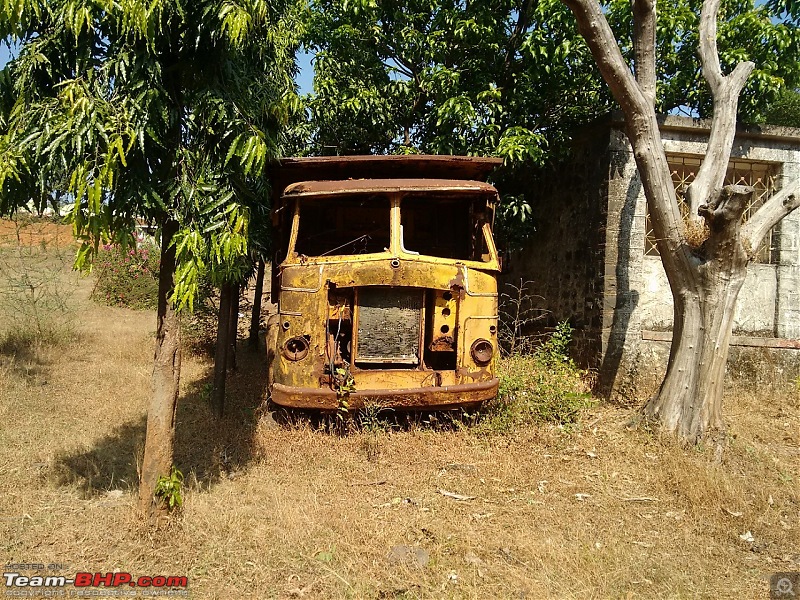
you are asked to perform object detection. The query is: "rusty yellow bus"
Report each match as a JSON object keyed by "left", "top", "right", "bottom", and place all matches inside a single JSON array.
[{"left": 267, "top": 155, "right": 502, "bottom": 411}]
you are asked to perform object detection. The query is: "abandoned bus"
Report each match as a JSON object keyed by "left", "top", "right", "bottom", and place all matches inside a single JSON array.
[{"left": 267, "top": 155, "right": 503, "bottom": 410}]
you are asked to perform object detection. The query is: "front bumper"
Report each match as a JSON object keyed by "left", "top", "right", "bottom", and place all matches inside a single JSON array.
[{"left": 270, "top": 378, "right": 499, "bottom": 411}]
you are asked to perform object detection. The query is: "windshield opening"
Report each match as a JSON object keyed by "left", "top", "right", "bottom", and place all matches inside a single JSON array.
[
  {"left": 400, "top": 196, "right": 491, "bottom": 262},
  {"left": 294, "top": 195, "right": 390, "bottom": 257}
]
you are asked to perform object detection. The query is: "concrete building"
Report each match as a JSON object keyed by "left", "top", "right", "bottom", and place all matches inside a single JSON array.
[{"left": 505, "top": 114, "right": 800, "bottom": 399}]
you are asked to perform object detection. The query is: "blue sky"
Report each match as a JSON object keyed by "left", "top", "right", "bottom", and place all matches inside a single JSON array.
[
  {"left": 296, "top": 50, "right": 314, "bottom": 95},
  {"left": 0, "top": 43, "right": 14, "bottom": 68}
]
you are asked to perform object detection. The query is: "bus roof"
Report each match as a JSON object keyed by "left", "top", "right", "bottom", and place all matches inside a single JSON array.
[
  {"left": 282, "top": 178, "right": 498, "bottom": 198},
  {"left": 269, "top": 155, "right": 502, "bottom": 199}
]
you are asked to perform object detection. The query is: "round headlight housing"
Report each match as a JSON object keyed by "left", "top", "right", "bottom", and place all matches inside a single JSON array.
[
  {"left": 470, "top": 338, "right": 493, "bottom": 365},
  {"left": 282, "top": 336, "right": 310, "bottom": 361}
]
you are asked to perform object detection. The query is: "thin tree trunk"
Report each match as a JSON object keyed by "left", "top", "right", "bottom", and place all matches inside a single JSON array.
[
  {"left": 138, "top": 218, "right": 182, "bottom": 517},
  {"left": 228, "top": 283, "right": 239, "bottom": 372},
  {"left": 212, "top": 283, "right": 233, "bottom": 419},
  {"left": 249, "top": 259, "right": 265, "bottom": 349}
]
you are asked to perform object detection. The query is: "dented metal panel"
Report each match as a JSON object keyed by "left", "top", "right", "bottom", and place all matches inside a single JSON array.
[
  {"left": 271, "top": 379, "right": 499, "bottom": 411},
  {"left": 270, "top": 155, "right": 503, "bottom": 199},
  {"left": 283, "top": 178, "right": 497, "bottom": 198}
]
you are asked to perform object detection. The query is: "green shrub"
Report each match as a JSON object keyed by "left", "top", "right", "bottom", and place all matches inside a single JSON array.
[
  {"left": 478, "top": 321, "right": 595, "bottom": 433},
  {"left": 93, "top": 243, "right": 160, "bottom": 310}
]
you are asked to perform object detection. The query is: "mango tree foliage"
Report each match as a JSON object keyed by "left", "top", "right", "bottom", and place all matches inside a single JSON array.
[
  {"left": 305, "top": 0, "right": 611, "bottom": 160},
  {"left": 306, "top": 0, "right": 799, "bottom": 159},
  {"left": 303, "top": 0, "right": 799, "bottom": 253},
  {"left": 0, "top": 0, "right": 302, "bottom": 517},
  {"left": 605, "top": 0, "right": 800, "bottom": 122},
  {"left": 765, "top": 88, "right": 800, "bottom": 127}
]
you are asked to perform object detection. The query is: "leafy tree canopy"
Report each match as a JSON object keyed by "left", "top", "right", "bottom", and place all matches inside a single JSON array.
[
  {"left": 304, "top": 0, "right": 800, "bottom": 159},
  {"left": 764, "top": 88, "right": 800, "bottom": 127},
  {"left": 606, "top": 0, "right": 800, "bottom": 122},
  {"left": 302, "top": 0, "right": 799, "bottom": 250},
  {"left": 304, "top": 0, "right": 611, "bottom": 161},
  {"left": 0, "top": 0, "right": 303, "bottom": 308}
]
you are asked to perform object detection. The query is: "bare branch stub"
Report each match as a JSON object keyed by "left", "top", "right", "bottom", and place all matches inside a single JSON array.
[
  {"left": 698, "top": 184, "right": 753, "bottom": 232},
  {"left": 742, "top": 180, "right": 800, "bottom": 252}
]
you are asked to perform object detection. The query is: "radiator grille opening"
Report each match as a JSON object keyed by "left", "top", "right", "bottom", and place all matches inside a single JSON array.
[{"left": 356, "top": 287, "right": 423, "bottom": 367}]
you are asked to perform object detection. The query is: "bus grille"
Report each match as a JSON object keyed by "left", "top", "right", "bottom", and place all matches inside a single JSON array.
[{"left": 356, "top": 288, "right": 422, "bottom": 365}]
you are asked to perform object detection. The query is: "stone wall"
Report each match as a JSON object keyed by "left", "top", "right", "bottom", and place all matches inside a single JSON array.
[
  {"left": 603, "top": 115, "right": 800, "bottom": 398},
  {"left": 502, "top": 121, "right": 610, "bottom": 365},
  {"left": 506, "top": 114, "right": 800, "bottom": 399}
]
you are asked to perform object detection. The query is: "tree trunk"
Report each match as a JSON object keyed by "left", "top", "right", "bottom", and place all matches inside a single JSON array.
[
  {"left": 138, "top": 218, "right": 182, "bottom": 517},
  {"left": 642, "top": 186, "right": 751, "bottom": 443},
  {"left": 228, "top": 283, "right": 239, "bottom": 372},
  {"left": 212, "top": 282, "right": 234, "bottom": 419},
  {"left": 563, "top": 0, "right": 800, "bottom": 444},
  {"left": 249, "top": 259, "right": 265, "bottom": 349}
]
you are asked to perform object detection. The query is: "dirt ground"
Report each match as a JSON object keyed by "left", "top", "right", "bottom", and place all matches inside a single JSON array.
[
  {"left": 0, "top": 217, "right": 74, "bottom": 248},
  {"left": 0, "top": 241, "right": 798, "bottom": 599}
]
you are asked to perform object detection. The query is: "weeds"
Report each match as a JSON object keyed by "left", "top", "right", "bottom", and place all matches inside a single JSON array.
[
  {"left": 154, "top": 466, "right": 184, "bottom": 511},
  {"left": 332, "top": 364, "right": 356, "bottom": 434},
  {"left": 358, "top": 402, "right": 392, "bottom": 461},
  {"left": 479, "top": 322, "right": 594, "bottom": 433},
  {"left": 498, "top": 279, "right": 548, "bottom": 355}
]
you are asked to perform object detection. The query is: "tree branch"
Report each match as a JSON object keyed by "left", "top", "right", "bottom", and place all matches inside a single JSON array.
[
  {"left": 503, "top": 0, "right": 535, "bottom": 86},
  {"left": 685, "top": 0, "right": 755, "bottom": 221},
  {"left": 562, "top": 0, "right": 643, "bottom": 113},
  {"left": 741, "top": 178, "right": 800, "bottom": 254},
  {"left": 562, "top": 0, "right": 686, "bottom": 259},
  {"left": 631, "top": 0, "right": 656, "bottom": 105}
]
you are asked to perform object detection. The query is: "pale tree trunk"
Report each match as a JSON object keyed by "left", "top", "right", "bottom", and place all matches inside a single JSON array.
[
  {"left": 563, "top": 0, "right": 800, "bottom": 443},
  {"left": 138, "top": 218, "right": 182, "bottom": 516},
  {"left": 642, "top": 187, "right": 751, "bottom": 442}
]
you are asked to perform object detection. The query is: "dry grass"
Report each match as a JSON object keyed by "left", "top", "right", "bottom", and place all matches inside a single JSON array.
[
  {"left": 1, "top": 252, "right": 798, "bottom": 599},
  {"left": 684, "top": 219, "right": 710, "bottom": 249}
]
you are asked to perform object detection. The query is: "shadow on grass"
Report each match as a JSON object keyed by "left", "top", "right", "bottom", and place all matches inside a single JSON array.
[
  {"left": 49, "top": 418, "right": 146, "bottom": 497},
  {"left": 173, "top": 342, "right": 268, "bottom": 490},
  {"left": 0, "top": 329, "right": 79, "bottom": 381},
  {"left": 50, "top": 341, "right": 268, "bottom": 497}
]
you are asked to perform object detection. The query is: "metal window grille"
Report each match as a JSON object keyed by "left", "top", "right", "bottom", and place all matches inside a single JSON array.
[{"left": 644, "top": 155, "right": 781, "bottom": 263}]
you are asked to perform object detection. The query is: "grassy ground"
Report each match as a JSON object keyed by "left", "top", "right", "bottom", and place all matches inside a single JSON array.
[{"left": 0, "top": 227, "right": 798, "bottom": 599}]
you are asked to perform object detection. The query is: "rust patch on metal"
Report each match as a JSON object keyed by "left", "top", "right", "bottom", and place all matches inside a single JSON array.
[
  {"left": 457, "top": 366, "right": 493, "bottom": 381},
  {"left": 269, "top": 156, "right": 503, "bottom": 201},
  {"left": 284, "top": 178, "right": 497, "bottom": 198},
  {"left": 271, "top": 379, "right": 499, "bottom": 411},
  {"left": 428, "top": 335, "right": 455, "bottom": 352},
  {"left": 448, "top": 270, "right": 466, "bottom": 301}
]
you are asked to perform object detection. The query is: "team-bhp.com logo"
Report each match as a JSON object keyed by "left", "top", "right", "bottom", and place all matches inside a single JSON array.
[{"left": 4, "top": 571, "right": 188, "bottom": 596}]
